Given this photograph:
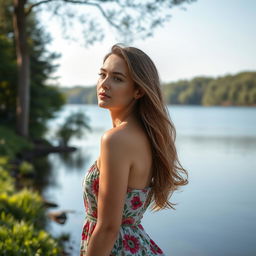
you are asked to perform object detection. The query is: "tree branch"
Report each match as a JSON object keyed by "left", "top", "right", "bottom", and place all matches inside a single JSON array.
[
  {"left": 81, "top": 1, "right": 120, "bottom": 30},
  {"left": 60, "top": 0, "right": 121, "bottom": 30},
  {"left": 26, "top": 0, "right": 120, "bottom": 30},
  {"left": 26, "top": 0, "right": 195, "bottom": 43},
  {"left": 26, "top": 0, "right": 56, "bottom": 16}
]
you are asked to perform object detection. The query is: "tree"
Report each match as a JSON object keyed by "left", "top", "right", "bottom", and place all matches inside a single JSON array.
[
  {"left": 27, "top": 17, "right": 65, "bottom": 139},
  {"left": 56, "top": 111, "right": 91, "bottom": 146},
  {"left": 0, "top": 1, "right": 17, "bottom": 125},
  {"left": 0, "top": 34, "right": 17, "bottom": 124},
  {"left": 11, "top": 0, "right": 196, "bottom": 137},
  {"left": 178, "top": 77, "right": 211, "bottom": 104},
  {"left": 1, "top": 1, "right": 65, "bottom": 139},
  {"left": 13, "top": 0, "right": 31, "bottom": 137}
]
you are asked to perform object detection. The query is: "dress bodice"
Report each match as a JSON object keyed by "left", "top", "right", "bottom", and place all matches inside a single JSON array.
[{"left": 82, "top": 160, "right": 152, "bottom": 226}]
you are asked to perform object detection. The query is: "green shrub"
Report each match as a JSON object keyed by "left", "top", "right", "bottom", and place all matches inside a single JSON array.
[
  {"left": 19, "top": 161, "right": 34, "bottom": 176},
  {"left": 0, "top": 166, "right": 14, "bottom": 194},
  {"left": 0, "top": 212, "right": 60, "bottom": 256},
  {"left": 0, "top": 189, "right": 45, "bottom": 227},
  {"left": 0, "top": 132, "right": 63, "bottom": 254},
  {"left": 0, "top": 126, "right": 33, "bottom": 159}
]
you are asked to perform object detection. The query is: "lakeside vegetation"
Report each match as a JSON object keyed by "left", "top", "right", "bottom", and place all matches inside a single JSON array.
[
  {"left": 60, "top": 71, "right": 256, "bottom": 106},
  {"left": 1, "top": 2, "right": 71, "bottom": 254},
  {"left": 0, "top": 129, "right": 62, "bottom": 255}
]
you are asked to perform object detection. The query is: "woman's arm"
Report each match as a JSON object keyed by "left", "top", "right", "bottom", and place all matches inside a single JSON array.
[{"left": 86, "top": 129, "right": 132, "bottom": 256}]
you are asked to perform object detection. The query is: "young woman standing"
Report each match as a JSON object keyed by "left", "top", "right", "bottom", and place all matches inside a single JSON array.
[{"left": 80, "top": 44, "right": 188, "bottom": 256}]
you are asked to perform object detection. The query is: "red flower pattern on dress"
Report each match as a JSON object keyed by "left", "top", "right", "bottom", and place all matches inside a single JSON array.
[
  {"left": 122, "top": 217, "right": 134, "bottom": 225},
  {"left": 123, "top": 234, "right": 140, "bottom": 254},
  {"left": 131, "top": 195, "right": 143, "bottom": 210},
  {"left": 138, "top": 224, "right": 144, "bottom": 230},
  {"left": 81, "top": 221, "right": 90, "bottom": 240},
  {"left": 88, "top": 164, "right": 95, "bottom": 173},
  {"left": 150, "top": 239, "right": 163, "bottom": 254},
  {"left": 92, "top": 209, "right": 97, "bottom": 218},
  {"left": 92, "top": 178, "right": 99, "bottom": 195}
]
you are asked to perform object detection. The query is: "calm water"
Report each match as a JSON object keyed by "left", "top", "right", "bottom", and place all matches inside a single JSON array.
[{"left": 44, "top": 105, "right": 256, "bottom": 256}]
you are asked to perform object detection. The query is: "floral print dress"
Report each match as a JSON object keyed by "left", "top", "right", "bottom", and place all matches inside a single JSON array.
[{"left": 80, "top": 160, "right": 166, "bottom": 256}]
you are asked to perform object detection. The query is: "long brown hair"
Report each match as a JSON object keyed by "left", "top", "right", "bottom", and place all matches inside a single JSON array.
[{"left": 104, "top": 44, "right": 188, "bottom": 211}]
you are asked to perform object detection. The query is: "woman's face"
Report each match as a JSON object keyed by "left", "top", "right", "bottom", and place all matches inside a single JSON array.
[{"left": 96, "top": 54, "right": 138, "bottom": 111}]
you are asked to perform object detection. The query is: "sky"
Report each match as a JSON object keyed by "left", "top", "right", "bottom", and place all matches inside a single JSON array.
[{"left": 40, "top": 0, "right": 256, "bottom": 87}]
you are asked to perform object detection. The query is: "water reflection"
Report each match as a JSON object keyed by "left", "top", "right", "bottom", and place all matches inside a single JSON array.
[
  {"left": 177, "top": 135, "right": 256, "bottom": 154},
  {"left": 58, "top": 148, "right": 91, "bottom": 173},
  {"left": 30, "top": 156, "right": 57, "bottom": 193}
]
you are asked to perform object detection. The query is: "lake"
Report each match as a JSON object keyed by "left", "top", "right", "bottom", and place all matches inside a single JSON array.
[{"left": 44, "top": 105, "right": 256, "bottom": 256}]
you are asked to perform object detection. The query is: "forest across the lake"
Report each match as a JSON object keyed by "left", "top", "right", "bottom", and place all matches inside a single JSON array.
[{"left": 60, "top": 71, "right": 256, "bottom": 106}]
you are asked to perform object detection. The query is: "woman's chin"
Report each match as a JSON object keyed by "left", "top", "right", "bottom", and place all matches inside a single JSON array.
[{"left": 98, "top": 101, "right": 110, "bottom": 109}]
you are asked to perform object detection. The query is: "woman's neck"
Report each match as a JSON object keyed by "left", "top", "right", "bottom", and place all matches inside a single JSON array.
[{"left": 109, "top": 108, "right": 138, "bottom": 128}]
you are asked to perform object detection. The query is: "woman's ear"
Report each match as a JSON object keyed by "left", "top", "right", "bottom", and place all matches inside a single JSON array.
[{"left": 134, "top": 88, "right": 145, "bottom": 99}]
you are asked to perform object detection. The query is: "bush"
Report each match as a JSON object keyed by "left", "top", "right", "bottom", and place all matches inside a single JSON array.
[
  {"left": 19, "top": 160, "right": 35, "bottom": 176},
  {"left": 0, "top": 164, "right": 14, "bottom": 194},
  {"left": 0, "top": 162, "right": 62, "bottom": 254},
  {"left": 0, "top": 126, "right": 33, "bottom": 159},
  {"left": 0, "top": 189, "right": 45, "bottom": 227},
  {"left": 0, "top": 212, "right": 60, "bottom": 256}
]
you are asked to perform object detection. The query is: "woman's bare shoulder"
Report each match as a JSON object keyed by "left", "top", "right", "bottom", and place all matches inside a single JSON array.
[
  {"left": 101, "top": 125, "right": 135, "bottom": 145},
  {"left": 97, "top": 126, "right": 140, "bottom": 167},
  {"left": 96, "top": 127, "right": 133, "bottom": 174}
]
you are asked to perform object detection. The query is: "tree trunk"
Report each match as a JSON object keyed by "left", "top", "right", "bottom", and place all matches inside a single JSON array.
[{"left": 13, "top": 0, "right": 30, "bottom": 137}]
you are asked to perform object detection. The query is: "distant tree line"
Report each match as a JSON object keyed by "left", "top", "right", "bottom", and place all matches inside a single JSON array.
[
  {"left": 60, "top": 71, "right": 256, "bottom": 106},
  {"left": 59, "top": 86, "right": 97, "bottom": 104}
]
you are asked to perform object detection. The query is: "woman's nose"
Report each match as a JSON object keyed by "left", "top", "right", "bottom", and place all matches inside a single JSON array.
[{"left": 100, "top": 76, "right": 110, "bottom": 90}]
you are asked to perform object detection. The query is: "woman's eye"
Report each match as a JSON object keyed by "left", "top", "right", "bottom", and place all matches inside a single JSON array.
[
  {"left": 98, "top": 73, "right": 105, "bottom": 78},
  {"left": 113, "top": 76, "right": 123, "bottom": 82}
]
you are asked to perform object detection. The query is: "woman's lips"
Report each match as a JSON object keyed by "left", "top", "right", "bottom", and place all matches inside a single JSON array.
[
  {"left": 99, "top": 93, "right": 110, "bottom": 98},
  {"left": 99, "top": 94, "right": 110, "bottom": 100}
]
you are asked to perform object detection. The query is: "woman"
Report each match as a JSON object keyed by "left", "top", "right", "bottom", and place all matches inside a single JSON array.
[{"left": 80, "top": 44, "right": 188, "bottom": 256}]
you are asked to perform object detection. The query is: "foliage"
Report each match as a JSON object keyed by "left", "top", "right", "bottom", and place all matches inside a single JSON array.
[
  {"left": 0, "top": 189, "right": 45, "bottom": 227},
  {"left": 0, "top": 126, "right": 34, "bottom": 159},
  {"left": 27, "top": 16, "right": 66, "bottom": 138},
  {"left": 0, "top": 161, "right": 61, "bottom": 254},
  {"left": 201, "top": 72, "right": 256, "bottom": 106},
  {"left": 0, "top": 1, "right": 65, "bottom": 139},
  {"left": 60, "top": 86, "right": 97, "bottom": 104},
  {"left": 0, "top": 164, "right": 14, "bottom": 194},
  {"left": 0, "top": 212, "right": 60, "bottom": 256},
  {"left": 161, "top": 76, "right": 212, "bottom": 105},
  {"left": 36, "top": 0, "right": 196, "bottom": 46},
  {"left": 19, "top": 161, "right": 34, "bottom": 176},
  {"left": 56, "top": 110, "right": 92, "bottom": 146},
  {"left": 164, "top": 72, "right": 256, "bottom": 106},
  {"left": 0, "top": 0, "right": 17, "bottom": 126},
  {"left": 29, "top": 84, "right": 66, "bottom": 139},
  {"left": 0, "top": 35, "right": 17, "bottom": 125},
  {"left": 0, "top": 4, "right": 67, "bottom": 252}
]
